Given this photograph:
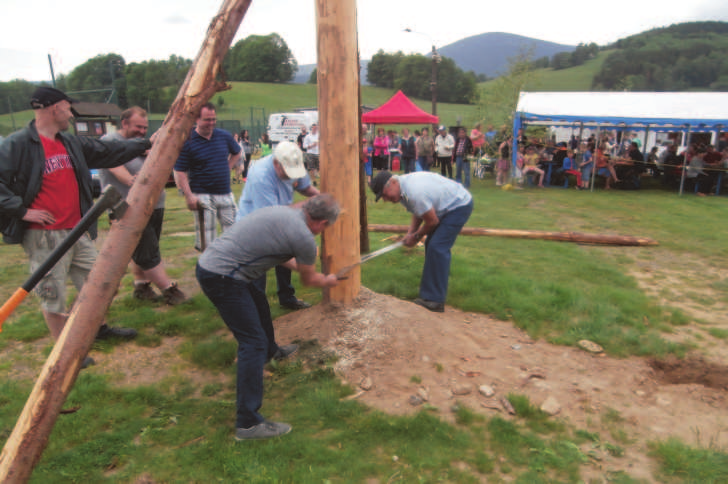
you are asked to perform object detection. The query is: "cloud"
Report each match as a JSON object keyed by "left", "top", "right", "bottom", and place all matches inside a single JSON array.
[{"left": 164, "top": 15, "right": 189, "bottom": 25}]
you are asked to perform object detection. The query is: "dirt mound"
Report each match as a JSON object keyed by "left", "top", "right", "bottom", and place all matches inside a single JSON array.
[{"left": 274, "top": 288, "right": 728, "bottom": 482}]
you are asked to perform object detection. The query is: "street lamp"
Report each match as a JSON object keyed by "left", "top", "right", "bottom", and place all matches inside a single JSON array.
[{"left": 404, "top": 28, "right": 441, "bottom": 118}]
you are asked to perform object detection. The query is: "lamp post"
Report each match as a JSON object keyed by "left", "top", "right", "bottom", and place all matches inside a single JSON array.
[{"left": 404, "top": 28, "right": 441, "bottom": 118}]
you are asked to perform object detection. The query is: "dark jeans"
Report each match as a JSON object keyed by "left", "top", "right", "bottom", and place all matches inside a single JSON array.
[
  {"left": 196, "top": 264, "right": 279, "bottom": 428},
  {"left": 455, "top": 156, "right": 471, "bottom": 188},
  {"left": 402, "top": 157, "right": 416, "bottom": 174},
  {"left": 251, "top": 265, "right": 297, "bottom": 306},
  {"left": 419, "top": 200, "right": 474, "bottom": 303},
  {"left": 439, "top": 156, "right": 452, "bottom": 178}
]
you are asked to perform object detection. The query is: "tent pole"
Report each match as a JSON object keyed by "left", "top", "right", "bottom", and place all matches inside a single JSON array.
[{"left": 678, "top": 125, "right": 692, "bottom": 196}]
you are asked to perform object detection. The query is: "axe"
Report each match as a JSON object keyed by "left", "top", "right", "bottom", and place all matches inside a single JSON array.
[
  {"left": 336, "top": 240, "right": 404, "bottom": 280},
  {"left": 0, "top": 185, "right": 128, "bottom": 332}
]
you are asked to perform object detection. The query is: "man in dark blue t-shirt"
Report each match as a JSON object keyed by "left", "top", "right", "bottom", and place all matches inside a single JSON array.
[{"left": 174, "top": 103, "right": 242, "bottom": 251}]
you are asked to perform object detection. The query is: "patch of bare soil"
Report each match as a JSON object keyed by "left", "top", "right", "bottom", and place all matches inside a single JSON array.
[{"left": 273, "top": 288, "right": 728, "bottom": 483}]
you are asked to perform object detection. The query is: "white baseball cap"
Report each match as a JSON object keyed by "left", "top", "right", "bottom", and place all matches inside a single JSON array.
[{"left": 274, "top": 141, "right": 306, "bottom": 179}]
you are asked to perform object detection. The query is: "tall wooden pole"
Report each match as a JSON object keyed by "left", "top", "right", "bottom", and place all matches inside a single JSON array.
[
  {"left": 316, "top": 0, "right": 361, "bottom": 303},
  {"left": 0, "top": 1, "right": 252, "bottom": 482}
]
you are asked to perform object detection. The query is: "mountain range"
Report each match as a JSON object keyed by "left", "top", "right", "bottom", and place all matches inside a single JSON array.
[{"left": 292, "top": 32, "right": 576, "bottom": 83}]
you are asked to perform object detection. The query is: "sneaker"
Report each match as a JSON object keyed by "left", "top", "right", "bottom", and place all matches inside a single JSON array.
[
  {"left": 133, "top": 282, "right": 160, "bottom": 301},
  {"left": 81, "top": 356, "right": 96, "bottom": 369},
  {"left": 95, "top": 324, "right": 137, "bottom": 341},
  {"left": 162, "top": 282, "right": 188, "bottom": 306},
  {"left": 413, "top": 298, "right": 445, "bottom": 313},
  {"left": 235, "top": 421, "right": 292, "bottom": 441},
  {"left": 272, "top": 344, "right": 299, "bottom": 361},
  {"left": 280, "top": 299, "right": 311, "bottom": 310}
]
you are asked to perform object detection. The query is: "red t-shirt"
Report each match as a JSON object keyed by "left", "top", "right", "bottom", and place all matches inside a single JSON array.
[{"left": 28, "top": 136, "right": 81, "bottom": 230}]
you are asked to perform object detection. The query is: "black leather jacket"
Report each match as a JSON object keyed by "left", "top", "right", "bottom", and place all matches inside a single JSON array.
[{"left": 0, "top": 120, "right": 150, "bottom": 243}]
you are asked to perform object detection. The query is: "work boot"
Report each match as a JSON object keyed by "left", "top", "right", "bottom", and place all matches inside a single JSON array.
[
  {"left": 272, "top": 344, "right": 299, "bottom": 361},
  {"left": 280, "top": 299, "right": 311, "bottom": 311},
  {"left": 133, "top": 282, "right": 160, "bottom": 301},
  {"left": 95, "top": 324, "right": 137, "bottom": 341},
  {"left": 162, "top": 282, "right": 188, "bottom": 306},
  {"left": 413, "top": 298, "right": 445, "bottom": 313}
]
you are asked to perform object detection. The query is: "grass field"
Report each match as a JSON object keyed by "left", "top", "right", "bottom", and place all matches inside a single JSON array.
[{"left": 1, "top": 169, "right": 727, "bottom": 482}]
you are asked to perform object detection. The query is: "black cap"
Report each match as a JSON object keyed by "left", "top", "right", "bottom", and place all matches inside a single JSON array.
[
  {"left": 30, "top": 87, "right": 77, "bottom": 109},
  {"left": 370, "top": 171, "right": 393, "bottom": 201}
]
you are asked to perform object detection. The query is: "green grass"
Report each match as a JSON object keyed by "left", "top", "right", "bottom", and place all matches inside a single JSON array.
[{"left": 2, "top": 175, "right": 728, "bottom": 482}]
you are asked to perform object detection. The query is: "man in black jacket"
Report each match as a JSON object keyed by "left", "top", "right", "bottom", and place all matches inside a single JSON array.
[{"left": 0, "top": 87, "right": 149, "bottom": 346}]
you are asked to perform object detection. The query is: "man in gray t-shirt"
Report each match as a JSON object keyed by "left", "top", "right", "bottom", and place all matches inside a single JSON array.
[
  {"left": 100, "top": 107, "right": 187, "bottom": 305},
  {"left": 196, "top": 194, "right": 340, "bottom": 440}
]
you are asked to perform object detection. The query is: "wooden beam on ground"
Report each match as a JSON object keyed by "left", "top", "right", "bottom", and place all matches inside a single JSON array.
[
  {"left": 316, "top": 0, "right": 361, "bottom": 303},
  {"left": 0, "top": 1, "right": 252, "bottom": 482},
  {"left": 368, "top": 224, "right": 658, "bottom": 247}
]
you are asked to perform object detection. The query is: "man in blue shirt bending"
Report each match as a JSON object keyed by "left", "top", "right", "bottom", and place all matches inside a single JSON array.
[{"left": 236, "top": 141, "right": 319, "bottom": 310}]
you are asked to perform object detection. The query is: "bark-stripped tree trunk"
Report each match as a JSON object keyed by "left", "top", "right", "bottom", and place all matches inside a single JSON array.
[
  {"left": 316, "top": 0, "right": 361, "bottom": 303},
  {"left": 0, "top": 1, "right": 252, "bottom": 481},
  {"left": 368, "top": 224, "right": 658, "bottom": 246}
]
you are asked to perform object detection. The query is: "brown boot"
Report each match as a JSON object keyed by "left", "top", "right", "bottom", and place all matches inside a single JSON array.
[
  {"left": 133, "top": 282, "right": 160, "bottom": 301},
  {"left": 162, "top": 282, "right": 188, "bottom": 306}
]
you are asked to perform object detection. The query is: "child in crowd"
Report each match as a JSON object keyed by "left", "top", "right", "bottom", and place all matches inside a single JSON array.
[{"left": 562, "top": 149, "right": 583, "bottom": 189}]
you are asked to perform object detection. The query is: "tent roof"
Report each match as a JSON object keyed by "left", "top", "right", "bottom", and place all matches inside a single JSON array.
[
  {"left": 362, "top": 90, "right": 439, "bottom": 125},
  {"left": 515, "top": 92, "right": 728, "bottom": 129}
]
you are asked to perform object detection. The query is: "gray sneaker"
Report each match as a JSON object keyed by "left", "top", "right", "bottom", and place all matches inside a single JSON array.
[{"left": 235, "top": 421, "right": 292, "bottom": 441}]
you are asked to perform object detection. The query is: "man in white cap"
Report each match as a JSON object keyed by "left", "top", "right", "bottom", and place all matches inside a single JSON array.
[{"left": 236, "top": 141, "right": 320, "bottom": 310}]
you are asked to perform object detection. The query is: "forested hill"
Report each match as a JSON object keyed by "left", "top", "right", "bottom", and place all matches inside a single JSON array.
[{"left": 592, "top": 21, "right": 728, "bottom": 91}]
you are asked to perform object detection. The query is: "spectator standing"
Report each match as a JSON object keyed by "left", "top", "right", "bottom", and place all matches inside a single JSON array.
[
  {"left": 296, "top": 126, "right": 308, "bottom": 152},
  {"left": 239, "top": 130, "right": 253, "bottom": 179},
  {"left": 415, "top": 127, "right": 435, "bottom": 172},
  {"left": 452, "top": 127, "right": 474, "bottom": 188},
  {"left": 302, "top": 123, "right": 320, "bottom": 180},
  {"left": 372, "top": 128, "right": 389, "bottom": 171},
  {"left": 399, "top": 128, "right": 416, "bottom": 174},
  {"left": 174, "top": 103, "right": 242, "bottom": 251},
  {"left": 370, "top": 171, "right": 473, "bottom": 313},
  {"left": 258, "top": 133, "right": 273, "bottom": 157},
  {"left": 496, "top": 136, "right": 512, "bottom": 186},
  {"left": 0, "top": 87, "right": 141, "bottom": 348},
  {"left": 197, "top": 195, "right": 340, "bottom": 440},
  {"left": 100, "top": 107, "right": 187, "bottom": 305},
  {"left": 470, "top": 123, "right": 486, "bottom": 157},
  {"left": 362, "top": 138, "right": 373, "bottom": 183},
  {"left": 435, "top": 125, "right": 455, "bottom": 178},
  {"left": 236, "top": 141, "right": 319, "bottom": 311}
]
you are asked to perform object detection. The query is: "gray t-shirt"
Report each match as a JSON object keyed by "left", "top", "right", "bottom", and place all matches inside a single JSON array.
[
  {"left": 99, "top": 131, "right": 165, "bottom": 209},
  {"left": 397, "top": 172, "right": 472, "bottom": 218},
  {"left": 198, "top": 205, "right": 316, "bottom": 282}
]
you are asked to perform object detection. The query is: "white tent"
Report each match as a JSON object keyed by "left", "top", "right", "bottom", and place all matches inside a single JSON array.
[{"left": 512, "top": 92, "right": 728, "bottom": 193}]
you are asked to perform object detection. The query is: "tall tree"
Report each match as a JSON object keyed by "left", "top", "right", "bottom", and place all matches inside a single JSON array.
[
  {"left": 65, "top": 53, "right": 126, "bottom": 104},
  {"left": 124, "top": 55, "right": 192, "bottom": 112},
  {"left": 366, "top": 50, "right": 404, "bottom": 88},
  {"left": 224, "top": 34, "right": 297, "bottom": 82}
]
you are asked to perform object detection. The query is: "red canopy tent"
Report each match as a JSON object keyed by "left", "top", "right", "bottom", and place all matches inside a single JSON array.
[{"left": 362, "top": 90, "right": 439, "bottom": 125}]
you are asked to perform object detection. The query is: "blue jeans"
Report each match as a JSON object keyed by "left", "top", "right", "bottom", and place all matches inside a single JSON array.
[
  {"left": 196, "top": 264, "right": 279, "bottom": 428},
  {"left": 455, "top": 156, "right": 470, "bottom": 188},
  {"left": 419, "top": 200, "right": 474, "bottom": 303},
  {"left": 416, "top": 156, "right": 428, "bottom": 172}
]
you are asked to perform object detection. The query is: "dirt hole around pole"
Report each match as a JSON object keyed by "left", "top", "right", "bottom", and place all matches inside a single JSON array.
[{"left": 648, "top": 356, "right": 728, "bottom": 390}]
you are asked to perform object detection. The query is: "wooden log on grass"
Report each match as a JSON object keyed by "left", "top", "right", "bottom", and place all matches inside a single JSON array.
[
  {"left": 368, "top": 224, "right": 658, "bottom": 247},
  {"left": 0, "top": 1, "right": 252, "bottom": 482}
]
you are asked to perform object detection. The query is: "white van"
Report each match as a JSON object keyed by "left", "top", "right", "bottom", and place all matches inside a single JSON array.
[{"left": 267, "top": 111, "right": 318, "bottom": 145}]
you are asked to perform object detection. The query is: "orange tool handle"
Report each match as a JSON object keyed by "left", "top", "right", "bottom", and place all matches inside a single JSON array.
[{"left": 0, "top": 288, "right": 29, "bottom": 332}]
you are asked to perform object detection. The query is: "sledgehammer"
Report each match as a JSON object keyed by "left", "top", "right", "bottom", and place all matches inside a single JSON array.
[{"left": 0, "top": 185, "right": 128, "bottom": 332}]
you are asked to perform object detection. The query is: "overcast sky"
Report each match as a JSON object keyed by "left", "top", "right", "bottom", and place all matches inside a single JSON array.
[{"left": 1, "top": 0, "right": 727, "bottom": 82}]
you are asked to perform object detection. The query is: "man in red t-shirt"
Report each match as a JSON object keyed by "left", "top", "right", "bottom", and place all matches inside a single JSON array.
[{"left": 0, "top": 87, "right": 151, "bottom": 363}]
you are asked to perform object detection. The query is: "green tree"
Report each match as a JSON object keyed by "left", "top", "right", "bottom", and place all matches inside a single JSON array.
[
  {"left": 0, "top": 80, "right": 40, "bottom": 115},
  {"left": 366, "top": 50, "right": 404, "bottom": 88},
  {"left": 308, "top": 68, "right": 317, "bottom": 84},
  {"left": 474, "top": 51, "right": 539, "bottom": 135},
  {"left": 124, "top": 55, "right": 191, "bottom": 112},
  {"left": 65, "top": 53, "right": 126, "bottom": 104},
  {"left": 224, "top": 34, "right": 297, "bottom": 83}
]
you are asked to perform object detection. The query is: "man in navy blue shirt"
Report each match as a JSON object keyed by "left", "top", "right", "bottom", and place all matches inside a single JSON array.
[{"left": 174, "top": 103, "right": 242, "bottom": 251}]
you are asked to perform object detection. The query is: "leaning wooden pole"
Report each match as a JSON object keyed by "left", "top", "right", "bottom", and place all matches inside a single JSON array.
[
  {"left": 368, "top": 224, "right": 658, "bottom": 247},
  {"left": 317, "top": 0, "right": 361, "bottom": 303},
  {"left": 0, "top": 1, "right": 252, "bottom": 482}
]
